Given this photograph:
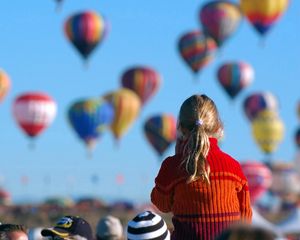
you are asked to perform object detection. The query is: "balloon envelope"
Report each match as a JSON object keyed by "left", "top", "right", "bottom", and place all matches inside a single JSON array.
[
  {"left": 199, "top": 1, "right": 242, "bottom": 46},
  {"left": 0, "top": 70, "right": 10, "bottom": 103},
  {"left": 241, "top": 161, "right": 272, "bottom": 204},
  {"left": 67, "top": 98, "right": 114, "bottom": 149},
  {"left": 64, "top": 11, "right": 108, "bottom": 60},
  {"left": 252, "top": 110, "right": 284, "bottom": 154},
  {"left": 104, "top": 88, "right": 141, "bottom": 140},
  {"left": 269, "top": 162, "right": 300, "bottom": 198},
  {"left": 12, "top": 92, "right": 57, "bottom": 138},
  {"left": 240, "top": 0, "right": 289, "bottom": 36},
  {"left": 217, "top": 61, "right": 254, "bottom": 99},
  {"left": 243, "top": 92, "right": 278, "bottom": 122},
  {"left": 121, "top": 66, "right": 161, "bottom": 106},
  {"left": 144, "top": 114, "right": 177, "bottom": 156},
  {"left": 178, "top": 30, "right": 217, "bottom": 74},
  {"left": 295, "top": 127, "right": 300, "bottom": 149}
]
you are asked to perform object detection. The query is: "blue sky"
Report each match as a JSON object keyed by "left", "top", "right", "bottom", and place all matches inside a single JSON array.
[{"left": 0, "top": 0, "right": 299, "bottom": 204}]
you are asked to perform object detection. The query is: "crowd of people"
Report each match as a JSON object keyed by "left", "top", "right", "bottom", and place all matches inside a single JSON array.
[{"left": 0, "top": 211, "right": 284, "bottom": 240}]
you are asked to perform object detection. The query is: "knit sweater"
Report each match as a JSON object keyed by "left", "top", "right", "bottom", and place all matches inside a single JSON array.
[{"left": 151, "top": 138, "right": 252, "bottom": 240}]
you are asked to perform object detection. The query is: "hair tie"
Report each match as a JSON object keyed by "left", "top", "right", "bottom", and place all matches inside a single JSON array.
[{"left": 195, "top": 119, "right": 203, "bottom": 126}]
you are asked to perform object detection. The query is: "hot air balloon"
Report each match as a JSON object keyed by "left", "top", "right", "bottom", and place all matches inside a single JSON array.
[
  {"left": 64, "top": 11, "right": 108, "bottom": 61},
  {"left": 199, "top": 0, "right": 242, "bottom": 47},
  {"left": 252, "top": 110, "right": 284, "bottom": 155},
  {"left": 217, "top": 61, "right": 254, "bottom": 99},
  {"left": 240, "top": 0, "right": 289, "bottom": 36},
  {"left": 0, "top": 189, "right": 11, "bottom": 206},
  {"left": 178, "top": 30, "right": 217, "bottom": 75},
  {"left": 144, "top": 114, "right": 177, "bottom": 157},
  {"left": 295, "top": 127, "right": 300, "bottom": 149},
  {"left": 269, "top": 162, "right": 300, "bottom": 199},
  {"left": 54, "top": 0, "right": 63, "bottom": 11},
  {"left": 241, "top": 161, "right": 272, "bottom": 204},
  {"left": 12, "top": 92, "right": 57, "bottom": 139},
  {"left": 67, "top": 98, "right": 114, "bottom": 150},
  {"left": 297, "top": 101, "right": 300, "bottom": 122},
  {"left": 121, "top": 66, "right": 161, "bottom": 106},
  {"left": 0, "top": 69, "right": 10, "bottom": 103},
  {"left": 243, "top": 92, "right": 278, "bottom": 122},
  {"left": 104, "top": 88, "right": 141, "bottom": 141}
]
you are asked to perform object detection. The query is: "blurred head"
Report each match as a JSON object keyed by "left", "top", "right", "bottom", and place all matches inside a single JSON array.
[
  {"left": 215, "top": 224, "right": 277, "bottom": 240},
  {"left": 0, "top": 224, "right": 28, "bottom": 240},
  {"left": 96, "top": 215, "right": 123, "bottom": 240},
  {"left": 178, "top": 94, "right": 223, "bottom": 183},
  {"left": 127, "top": 211, "right": 170, "bottom": 240}
]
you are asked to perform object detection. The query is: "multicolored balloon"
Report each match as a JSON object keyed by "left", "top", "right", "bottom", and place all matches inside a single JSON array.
[
  {"left": 217, "top": 61, "right": 254, "bottom": 99},
  {"left": 121, "top": 66, "right": 161, "bottom": 106},
  {"left": 243, "top": 92, "right": 278, "bottom": 122},
  {"left": 269, "top": 162, "right": 300, "bottom": 199},
  {"left": 241, "top": 161, "right": 272, "bottom": 204},
  {"left": 144, "top": 114, "right": 177, "bottom": 156},
  {"left": 104, "top": 88, "right": 141, "bottom": 141},
  {"left": 252, "top": 110, "right": 284, "bottom": 155},
  {"left": 67, "top": 98, "right": 114, "bottom": 150},
  {"left": 12, "top": 92, "right": 57, "bottom": 138},
  {"left": 240, "top": 0, "right": 289, "bottom": 36},
  {"left": 64, "top": 11, "right": 108, "bottom": 60},
  {"left": 295, "top": 127, "right": 300, "bottom": 149},
  {"left": 178, "top": 30, "right": 217, "bottom": 74},
  {"left": 199, "top": 1, "right": 242, "bottom": 47},
  {"left": 0, "top": 69, "right": 10, "bottom": 103}
]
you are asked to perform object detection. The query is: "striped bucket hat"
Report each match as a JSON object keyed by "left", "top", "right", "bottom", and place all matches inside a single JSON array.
[{"left": 127, "top": 211, "right": 170, "bottom": 240}]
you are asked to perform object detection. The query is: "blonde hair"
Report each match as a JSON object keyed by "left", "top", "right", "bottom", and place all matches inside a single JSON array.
[{"left": 178, "top": 94, "right": 223, "bottom": 184}]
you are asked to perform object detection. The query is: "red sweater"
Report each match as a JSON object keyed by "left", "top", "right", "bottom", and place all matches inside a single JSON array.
[{"left": 151, "top": 138, "right": 252, "bottom": 240}]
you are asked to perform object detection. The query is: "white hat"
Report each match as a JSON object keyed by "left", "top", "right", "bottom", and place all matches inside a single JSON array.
[{"left": 96, "top": 215, "right": 123, "bottom": 240}]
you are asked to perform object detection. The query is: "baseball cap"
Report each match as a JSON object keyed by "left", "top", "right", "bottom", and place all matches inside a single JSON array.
[
  {"left": 41, "top": 215, "right": 93, "bottom": 240},
  {"left": 96, "top": 215, "right": 123, "bottom": 240}
]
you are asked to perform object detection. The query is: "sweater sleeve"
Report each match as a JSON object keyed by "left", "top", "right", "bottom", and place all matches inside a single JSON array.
[
  {"left": 151, "top": 156, "right": 186, "bottom": 213},
  {"left": 237, "top": 179, "right": 253, "bottom": 223}
]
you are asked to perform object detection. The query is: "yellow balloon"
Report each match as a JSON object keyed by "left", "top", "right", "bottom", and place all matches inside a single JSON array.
[
  {"left": 240, "top": 0, "right": 289, "bottom": 36},
  {"left": 104, "top": 88, "right": 141, "bottom": 140},
  {"left": 0, "top": 70, "right": 10, "bottom": 103},
  {"left": 252, "top": 110, "right": 284, "bottom": 154}
]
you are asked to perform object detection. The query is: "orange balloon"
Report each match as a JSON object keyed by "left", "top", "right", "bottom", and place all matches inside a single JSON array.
[{"left": 0, "top": 70, "right": 10, "bottom": 103}]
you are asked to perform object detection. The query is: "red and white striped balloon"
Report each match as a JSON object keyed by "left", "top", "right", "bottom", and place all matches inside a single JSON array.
[{"left": 12, "top": 92, "right": 57, "bottom": 138}]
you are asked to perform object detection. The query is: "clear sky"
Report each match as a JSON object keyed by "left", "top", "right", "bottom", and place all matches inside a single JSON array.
[{"left": 0, "top": 0, "right": 299, "bottom": 204}]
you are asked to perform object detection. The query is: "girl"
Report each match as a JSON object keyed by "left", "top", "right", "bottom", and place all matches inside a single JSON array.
[{"left": 151, "top": 94, "right": 252, "bottom": 240}]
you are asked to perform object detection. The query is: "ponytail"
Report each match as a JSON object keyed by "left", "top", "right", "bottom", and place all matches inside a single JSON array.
[
  {"left": 183, "top": 124, "right": 210, "bottom": 184},
  {"left": 178, "top": 94, "right": 223, "bottom": 184}
]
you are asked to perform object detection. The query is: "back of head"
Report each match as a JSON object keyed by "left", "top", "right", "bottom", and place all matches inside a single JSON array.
[
  {"left": 0, "top": 224, "right": 28, "bottom": 240},
  {"left": 127, "top": 211, "right": 170, "bottom": 240},
  {"left": 96, "top": 215, "right": 123, "bottom": 240},
  {"left": 215, "top": 224, "right": 277, "bottom": 240},
  {"left": 178, "top": 94, "right": 223, "bottom": 183}
]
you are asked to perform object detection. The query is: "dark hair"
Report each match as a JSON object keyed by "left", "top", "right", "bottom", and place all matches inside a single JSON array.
[
  {"left": 215, "top": 224, "right": 277, "bottom": 240},
  {"left": 178, "top": 94, "right": 223, "bottom": 183},
  {"left": 0, "top": 224, "right": 27, "bottom": 239}
]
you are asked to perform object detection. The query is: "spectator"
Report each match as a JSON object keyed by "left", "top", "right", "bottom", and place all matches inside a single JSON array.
[
  {"left": 151, "top": 94, "right": 252, "bottom": 240},
  {"left": 127, "top": 210, "right": 170, "bottom": 240},
  {"left": 96, "top": 215, "right": 123, "bottom": 240},
  {"left": 41, "top": 215, "right": 93, "bottom": 240},
  {"left": 215, "top": 224, "right": 278, "bottom": 240},
  {"left": 0, "top": 224, "right": 28, "bottom": 240}
]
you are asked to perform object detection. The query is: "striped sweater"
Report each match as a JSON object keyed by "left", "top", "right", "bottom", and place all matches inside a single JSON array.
[{"left": 151, "top": 138, "right": 252, "bottom": 240}]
